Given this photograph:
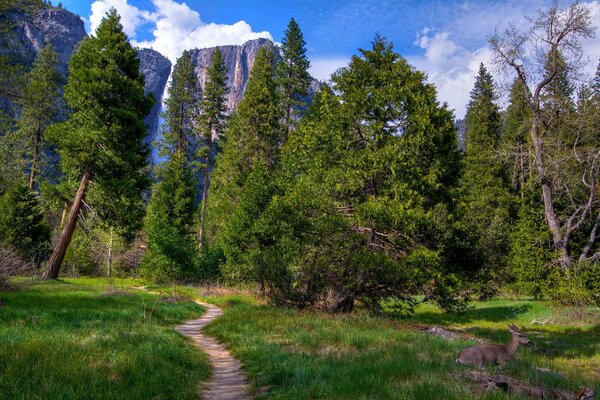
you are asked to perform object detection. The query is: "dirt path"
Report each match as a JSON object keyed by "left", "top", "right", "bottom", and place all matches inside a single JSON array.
[{"left": 177, "top": 301, "right": 251, "bottom": 400}]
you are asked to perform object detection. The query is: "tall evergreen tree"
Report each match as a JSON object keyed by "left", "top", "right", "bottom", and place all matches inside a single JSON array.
[
  {"left": 207, "top": 46, "right": 283, "bottom": 277},
  {"left": 0, "top": 183, "right": 50, "bottom": 260},
  {"left": 502, "top": 78, "right": 532, "bottom": 198},
  {"left": 141, "top": 153, "right": 197, "bottom": 281},
  {"left": 197, "top": 48, "right": 228, "bottom": 249},
  {"left": 15, "top": 44, "right": 61, "bottom": 190},
  {"left": 42, "top": 9, "right": 153, "bottom": 279},
  {"left": 277, "top": 18, "right": 311, "bottom": 134},
  {"left": 162, "top": 50, "right": 199, "bottom": 159},
  {"left": 460, "top": 63, "right": 513, "bottom": 295}
]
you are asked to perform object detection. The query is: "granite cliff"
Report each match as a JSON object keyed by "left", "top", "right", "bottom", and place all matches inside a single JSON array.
[{"left": 189, "top": 38, "right": 320, "bottom": 112}]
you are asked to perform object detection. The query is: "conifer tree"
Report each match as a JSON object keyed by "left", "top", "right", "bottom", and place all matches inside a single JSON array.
[
  {"left": 42, "top": 9, "right": 153, "bottom": 279},
  {"left": 460, "top": 63, "right": 512, "bottom": 295},
  {"left": 278, "top": 18, "right": 311, "bottom": 134},
  {"left": 197, "top": 48, "right": 228, "bottom": 249},
  {"left": 593, "top": 59, "right": 600, "bottom": 96},
  {"left": 162, "top": 50, "right": 199, "bottom": 159},
  {"left": 207, "top": 46, "right": 283, "bottom": 277},
  {"left": 15, "top": 44, "right": 61, "bottom": 190},
  {"left": 141, "top": 153, "right": 197, "bottom": 281},
  {"left": 0, "top": 183, "right": 50, "bottom": 260},
  {"left": 502, "top": 78, "right": 532, "bottom": 197},
  {"left": 141, "top": 50, "right": 202, "bottom": 281}
]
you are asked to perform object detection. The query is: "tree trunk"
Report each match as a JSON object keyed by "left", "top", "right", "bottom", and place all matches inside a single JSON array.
[
  {"left": 529, "top": 117, "right": 570, "bottom": 267},
  {"left": 42, "top": 172, "right": 90, "bottom": 280},
  {"left": 28, "top": 126, "right": 42, "bottom": 190},
  {"left": 198, "top": 135, "right": 212, "bottom": 249}
]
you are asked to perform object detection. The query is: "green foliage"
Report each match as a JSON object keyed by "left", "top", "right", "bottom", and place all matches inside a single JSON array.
[
  {"left": 459, "top": 63, "right": 514, "bottom": 297},
  {"left": 162, "top": 50, "right": 200, "bottom": 159},
  {"left": 14, "top": 44, "right": 61, "bottom": 187},
  {"left": 231, "top": 37, "right": 463, "bottom": 312},
  {"left": 197, "top": 47, "right": 228, "bottom": 146},
  {"left": 47, "top": 9, "right": 153, "bottom": 183},
  {"left": 43, "top": 9, "right": 153, "bottom": 276},
  {"left": 141, "top": 154, "right": 198, "bottom": 282},
  {"left": 207, "top": 46, "right": 283, "bottom": 255},
  {"left": 277, "top": 18, "right": 311, "bottom": 130},
  {"left": 509, "top": 183, "right": 554, "bottom": 298},
  {"left": 0, "top": 183, "right": 50, "bottom": 261},
  {"left": 501, "top": 78, "right": 532, "bottom": 195}
]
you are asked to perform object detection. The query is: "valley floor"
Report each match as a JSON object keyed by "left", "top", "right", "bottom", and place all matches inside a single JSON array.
[{"left": 1, "top": 278, "right": 598, "bottom": 399}]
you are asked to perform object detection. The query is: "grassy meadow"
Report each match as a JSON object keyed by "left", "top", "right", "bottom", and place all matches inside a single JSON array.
[
  {"left": 0, "top": 278, "right": 210, "bottom": 400},
  {"left": 202, "top": 293, "right": 599, "bottom": 399},
  {"left": 1, "top": 278, "right": 598, "bottom": 399}
]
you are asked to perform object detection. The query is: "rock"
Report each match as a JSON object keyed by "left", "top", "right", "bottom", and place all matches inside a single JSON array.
[
  {"left": 189, "top": 38, "right": 320, "bottom": 113},
  {"left": 137, "top": 48, "right": 171, "bottom": 157},
  {"left": 422, "top": 326, "right": 460, "bottom": 340}
]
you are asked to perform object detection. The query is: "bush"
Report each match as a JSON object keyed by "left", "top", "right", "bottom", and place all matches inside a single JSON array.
[
  {"left": 547, "top": 262, "right": 600, "bottom": 306},
  {"left": 0, "top": 246, "right": 35, "bottom": 289}
]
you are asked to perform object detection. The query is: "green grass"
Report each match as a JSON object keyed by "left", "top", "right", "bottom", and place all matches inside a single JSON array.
[
  {"left": 198, "top": 293, "right": 599, "bottom": 400},
  {"left": 0, "top": 278, "right": 210, "bottom": 400},
  {"left": 2, "top": 279, "right": 598, "bottom": 399}
]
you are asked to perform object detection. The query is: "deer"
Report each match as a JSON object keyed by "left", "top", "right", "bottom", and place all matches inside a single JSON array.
[{"left": 457, "top": 324, "right": 530, "bottom": 368}]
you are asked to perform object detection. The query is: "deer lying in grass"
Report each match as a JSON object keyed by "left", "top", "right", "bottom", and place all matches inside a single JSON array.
[{"left": 457, "top": 324, "right": 530, "bottom": 368}]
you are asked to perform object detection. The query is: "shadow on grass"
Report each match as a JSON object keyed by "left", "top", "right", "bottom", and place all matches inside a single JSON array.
[{"left": 406, "top": 304, "right": 534, "bottom": 325}]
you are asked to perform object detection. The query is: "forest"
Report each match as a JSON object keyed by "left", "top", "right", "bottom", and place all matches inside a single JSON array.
[{"left": 0, "top": 0, "right": 599, "bottom": 398}]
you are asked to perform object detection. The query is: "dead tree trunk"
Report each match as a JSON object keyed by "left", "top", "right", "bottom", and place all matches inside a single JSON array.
[{"left": 42, "top": 172, "right": 90, "bottom": 280}]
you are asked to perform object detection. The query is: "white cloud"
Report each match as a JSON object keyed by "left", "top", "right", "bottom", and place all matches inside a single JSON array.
[
  {"left": 409, "top": 1, "right": 600, "bottom": 118},
  {"left": 409, "top": 30, "right": 492, "bottom": 119},
  {"left": 90, "top": 0, "right": 157, "bottom": 39},
  {"left": 89, "top": 0, "right": 272, "bottom": 63},
  {"left": 309, "top": 57, "right": 350, "bottom": 81}
]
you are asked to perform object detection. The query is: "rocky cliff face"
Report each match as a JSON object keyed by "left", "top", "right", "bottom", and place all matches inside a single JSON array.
[
  {"left": 2, "top": 5, "right": 86, "bottom": 76},
  {"left": 137, "top": 48, "right": 172, "bottom": 152},
  {"left": 189, "top": 38, "right": 275, "bottom": 111},
  {"left": 189, "top": 38, "right": 320, "bottom": 112}
]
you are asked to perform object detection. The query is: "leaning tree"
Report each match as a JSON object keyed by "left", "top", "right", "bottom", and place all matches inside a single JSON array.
[{"left": 42, "top": 9, "right": 153, "bottom": 279}]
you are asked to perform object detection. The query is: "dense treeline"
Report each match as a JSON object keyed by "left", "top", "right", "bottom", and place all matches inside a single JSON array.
[{"left": 0, "top": 1, "right": 598, "bottom": 308}]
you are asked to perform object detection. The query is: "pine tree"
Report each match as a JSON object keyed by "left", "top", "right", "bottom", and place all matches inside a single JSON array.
[
  {"left": 141, "top": 153, "right": 197, "bottom": 281},
  {"left": 207, "top": 46, "right": 283, "bottom": 277},
  {"left": 0, "top": 183, "right": 50, "bottom": 260},
  {"left": 502, "top": 78, "right": 532, "bottom": 197},
  {"left": 197, "top": 47, "right": 228, "bottom": 249},
  {"left": 162, "top": 50, "right": 199, "bottom": 159},
  {"left": 593, "top": 59, "right": 600, "bottom": 96},
  {"left": 278, "top": 18, "right": 311, "bottom": 134},
  {"left": 15, "top": 44, "right": 62, "bottom": 190},
  {"left": 460, "top": 63, "right": 513, "bottom": 296},
  {"left": 42, "top": 9, "right": 153, "bottom": 279}
]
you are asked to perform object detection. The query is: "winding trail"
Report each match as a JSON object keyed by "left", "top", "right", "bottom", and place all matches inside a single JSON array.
[{"left": 177, "top": 301, "right": 251, "bottom": 400}]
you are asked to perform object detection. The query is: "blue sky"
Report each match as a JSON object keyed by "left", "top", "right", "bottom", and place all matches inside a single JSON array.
[{"left": 57, "top": 0, "right": 600, "bottom": 117}]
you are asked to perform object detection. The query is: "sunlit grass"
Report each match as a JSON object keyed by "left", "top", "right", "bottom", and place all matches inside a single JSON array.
[
  {"left": 0, "top": 278, "right": 210, "bottom": 400},
  {"left": 199, "top": 293, "right": 599, "bottom": 399}
]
